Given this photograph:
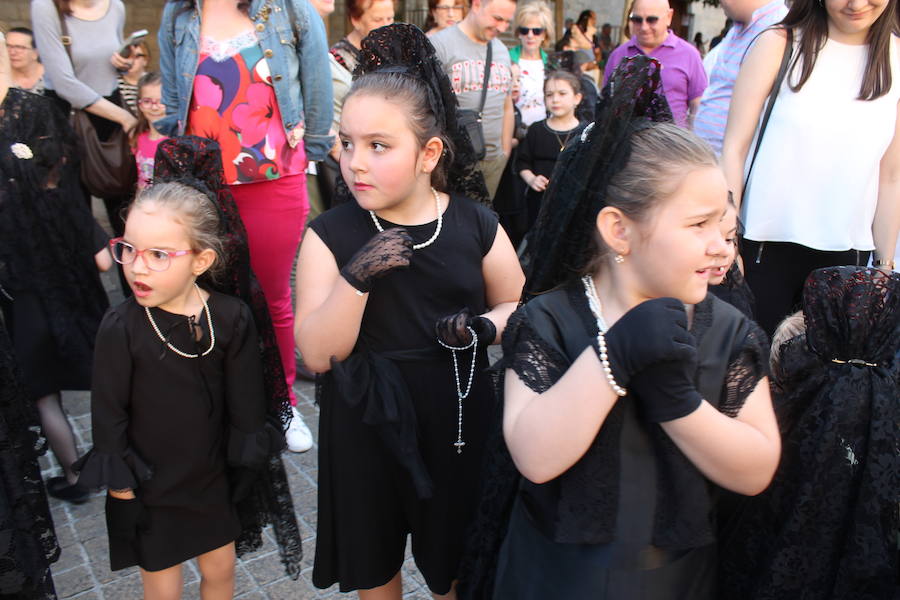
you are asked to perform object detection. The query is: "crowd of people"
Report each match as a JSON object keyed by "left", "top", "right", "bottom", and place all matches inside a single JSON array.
[{"left": 0, "top": 0, "right": 897, "bottom": 598}]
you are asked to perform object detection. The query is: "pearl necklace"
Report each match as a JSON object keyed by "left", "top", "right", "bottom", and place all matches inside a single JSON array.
[
  {"left": 369, "top": 187, "right": 443, "bottom": 250},
  {"left": 145, "top": 284, "right": 215, "bottom": 359},
  {"left": 437, "top": 326, "right": 478, "bottom": 453},
  {"left": 581, "top": 276, "right": 627, "bottom": 397}
]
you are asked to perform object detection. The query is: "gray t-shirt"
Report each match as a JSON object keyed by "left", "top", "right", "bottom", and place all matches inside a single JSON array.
[
  {"left": 31, "top": 0, "right": 125, "bottom": 109},
  {"left": 431, "top": 25, "right": 512, "bottom": 159}
]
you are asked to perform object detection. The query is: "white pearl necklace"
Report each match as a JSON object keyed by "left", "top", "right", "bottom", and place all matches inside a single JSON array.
[
  {"left": 437, "top": 326, "right": 478, "bottom": 453},
  {"left": 145, "top": 284, "right": 216, "bottom": 359},
  {"left": 581, "top": 276, "right": 627, "bottom": 397},
  {"left": 369, "top": 187, "right": 443, "bottom": 250}
]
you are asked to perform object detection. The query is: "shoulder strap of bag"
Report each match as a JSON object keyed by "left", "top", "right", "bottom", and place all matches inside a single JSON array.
[
  {"left": 477, "top": 41, "right": 493, "bottom": 117},
  {"left": 55, "top": 3, "right": 75, "bottom": 64},
  {"left": 743, "top": 27, "right": 793, "bottom": 196}
]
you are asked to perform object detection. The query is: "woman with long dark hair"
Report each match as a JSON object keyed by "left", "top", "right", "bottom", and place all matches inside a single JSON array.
[{"left": 721, "top": 0, "right": 900, "bottom": 335}]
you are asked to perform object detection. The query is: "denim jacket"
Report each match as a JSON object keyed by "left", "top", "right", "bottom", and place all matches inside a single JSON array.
[{"left": 157, "top": 0, "right": 333, "bottom": 161}]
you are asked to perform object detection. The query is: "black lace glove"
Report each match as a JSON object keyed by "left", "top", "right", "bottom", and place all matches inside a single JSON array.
[
  {"left": 230, "top": 466, "right": 260, "bottom": 503},
  {"left": 105, "top": 495, "right": 146, "bottom": 542},
  {"left": 435, "top": 308, "right": 497, "bottom": 348},
  {"left": 340, "top": 228, "right": 414, "bottom": 293},
  {"left": 603, "top": 297, "right": 695, "bottom": 390},
  {"left": 629, "top": 348, "right": 704, "bottom": 423}
]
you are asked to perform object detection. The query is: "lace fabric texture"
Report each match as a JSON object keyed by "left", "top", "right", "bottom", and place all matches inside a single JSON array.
[
  {"left": 0, "top": 322, "right": 59, "bottom": 598},
  {"left": 710, "top": 262, "right": 756, "bottom": 319},
  {"left": 341, "top": 228, "right": 413, "bottom": 292},
  {"left": 200, "top": 30, "right": 258, "bottom": 62},
  {"left": 331, "top": 24, "right": 490, "bottom": 207},
  {"left": 523, "top": 55, "right": 673, "bottom": 301},
  {"left": 0, "top": 89, "right": 109, "bottom": 388},
  {"left": 719, "top": 267, "right": 900, "bottom": 600},
  {"left": 152, "top": 137, "right": 301, "bottom": 577}
]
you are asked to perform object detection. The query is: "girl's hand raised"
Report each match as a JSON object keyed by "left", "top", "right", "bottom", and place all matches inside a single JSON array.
[{"left": 340, "top": 228, "right": 413, "bottom": 293}]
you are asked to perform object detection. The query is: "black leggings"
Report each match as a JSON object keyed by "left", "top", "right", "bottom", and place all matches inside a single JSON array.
[{"left": 741, "top": 239, "right": 870, "bottom": 336}]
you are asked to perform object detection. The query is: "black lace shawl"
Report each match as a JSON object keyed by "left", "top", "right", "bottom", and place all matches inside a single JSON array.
[
  {"left": 0, "top": 320, "right": 59, "bottom": 598},
  {"left": 718, "top": 266, "right": 899, "bottom": 600},
  {"left": 458, "top": 286, "right": 768, "bottom": 599},
  {"left": 0, "top": 89, "right": 109, "bottom": 371},
  {"left": 330, "top": 23, "right": 490, "bottom": 207},
  {"left": 151, "top": 137, "right": 302, "bottom": 578},
  {"left": 710, "top": 262, "right": 755, "bottom": 319}
]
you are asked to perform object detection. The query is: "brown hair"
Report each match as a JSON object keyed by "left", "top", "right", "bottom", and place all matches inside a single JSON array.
[
  {"left": 347, "top": 0, "right": 395, "bottom": 21},
  {"left": 425, "top": 0, "right": 468, "bottom": 31},
  {"left": 344, "top": 71, "right": 454, "bottom": 192},
  {"left": 584, "top": 122, "right": 718, "bottom": 272},
  {"left": 129, "top": 182, "right": 226, "bottom": 281},
  {"left": 130, "top": 72, "right": 163, "bottom": 149},
  {"left": 780, "top": 0, "right": 898, "bottom": 100},
  {"left": 544, "top": 69, "right": 582, "bottom": 97}
]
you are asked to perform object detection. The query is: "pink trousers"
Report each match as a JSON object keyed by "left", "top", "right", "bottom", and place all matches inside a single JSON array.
[{"left": 230, "top": 173, "right": 309, "bottom": 406}]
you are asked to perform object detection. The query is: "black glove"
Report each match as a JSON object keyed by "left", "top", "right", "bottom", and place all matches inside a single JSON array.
[
  {"left": 603, "top": 298, "right": 695, "bottom": 390},
  {"left": 629, "top": 349, "right": 704, "bottom": 423},
  {"left": 435, "top": 308, "right": 497, "bottom": 348},
  {"left": 105, "top": 495, "right": 146, "bottom": 542},
  {"left": 230, "top": 467, "right": 260, "bottom": 503},
  {"left": 340, "top": 228, "right": 413, "bottom": 293}
]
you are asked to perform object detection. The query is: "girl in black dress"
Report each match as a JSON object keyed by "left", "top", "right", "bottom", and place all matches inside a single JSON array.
[
  {"left": 460, "top": 56, "right": 781, "bottom": 600},
  {"left": 294, "top": 25, "right": 524, "bottom": 600},
  {"left": 517, "top": 70, "right": 586, "bottom": 232},
  {"left": 74, "top": 181, "right": 282, "bottom": 599}
]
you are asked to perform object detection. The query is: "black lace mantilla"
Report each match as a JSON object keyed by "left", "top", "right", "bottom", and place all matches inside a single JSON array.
[
  {"left": 0, "top": 89, "right": 109, "bottom": 373},
  {"left": 331, "top": 24, "right": 490, "bottom": 207},
  {"left": 152, "top": 137, "right": 302, "bottom": 578},
  {"left": 0, "top": 321, "right": 59, "bottom": 598},
  {"left": 719, "top": 266, "right": 899, "bottom": 600},
  {"left": 458, "top": 285, "right": 768, "bottom": 599}
]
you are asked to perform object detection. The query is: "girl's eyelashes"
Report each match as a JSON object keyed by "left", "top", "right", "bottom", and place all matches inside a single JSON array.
[
  {"left": 340, "top": 139, "right": 352, "bottom": 151},
  {"left": 371, "top": 141, "right": 388, "bottom": 152}
]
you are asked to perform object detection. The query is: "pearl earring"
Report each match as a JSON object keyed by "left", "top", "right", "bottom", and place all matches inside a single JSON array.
[{"left": 614, "top": 253, "right": 625, "bottom": 264}]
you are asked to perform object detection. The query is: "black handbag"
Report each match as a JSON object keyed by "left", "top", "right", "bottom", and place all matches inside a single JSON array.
[
  {"left": 57, "top": 8, "right": 137, "bottom": 199},
  {"left": 457, "top": 41, "right": 493, "bottom": 161}
]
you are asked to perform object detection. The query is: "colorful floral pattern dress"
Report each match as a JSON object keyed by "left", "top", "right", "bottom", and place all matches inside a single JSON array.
[{"left": 187, "top": 30, "right": 307, "bottom": 185}]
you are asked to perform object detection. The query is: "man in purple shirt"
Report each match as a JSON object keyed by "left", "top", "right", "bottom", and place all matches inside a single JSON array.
[{"left": 605, "top": 0, "right": 707, "bottom": 127}]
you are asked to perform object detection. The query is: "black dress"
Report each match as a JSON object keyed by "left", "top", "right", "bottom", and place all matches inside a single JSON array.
[
  {"left": 462, "top": 286, "right": 768, "bottom": 600},
  {"left": 0, "top": 88, "right": 109, "bottom": 400},
  {"left": 309, "top": 196, "right": 500, "bottom": 595},
  {"left": 0, "top": 320, "right": 59, "bottom": 599},
  {"left": 74, "top": 291, "right": 276, "bottom": 572},
  {"left": 515, "top": 119, "right": 586, "bottom": 231}
]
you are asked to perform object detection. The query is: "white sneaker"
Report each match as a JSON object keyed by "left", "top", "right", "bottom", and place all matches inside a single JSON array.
[{"left": 286, "top": 406, "right": 313, "bottom": 453}]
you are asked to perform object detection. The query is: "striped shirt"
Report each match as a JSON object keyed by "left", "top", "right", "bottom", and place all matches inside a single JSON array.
[{"left": 694, "top": 0, "right": 788, "bottom": 155}]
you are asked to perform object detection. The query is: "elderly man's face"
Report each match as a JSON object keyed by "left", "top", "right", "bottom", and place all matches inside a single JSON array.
[{"left": 630, "top": 0, "right": 673, "bottom": 51}]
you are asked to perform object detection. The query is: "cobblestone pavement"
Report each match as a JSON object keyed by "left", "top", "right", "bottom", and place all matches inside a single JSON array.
[
  {"left": 42, "top": 201, "right": 433, "bottom": 599},
  {"left": 45, "top": 383, "right": 433, "bottom": 600}
]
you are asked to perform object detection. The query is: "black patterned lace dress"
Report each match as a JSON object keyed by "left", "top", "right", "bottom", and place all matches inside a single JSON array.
[
  {"left": 0, "top": 319, "right": 59, "bottom": 599},
  {"left": 458, "top": 287, "right": 769, "bottom": 600}
]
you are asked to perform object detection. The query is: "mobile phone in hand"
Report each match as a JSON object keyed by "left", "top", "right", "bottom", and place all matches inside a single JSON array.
[{"left": 119, "top": 30, "right": 149, "bottom": 58}]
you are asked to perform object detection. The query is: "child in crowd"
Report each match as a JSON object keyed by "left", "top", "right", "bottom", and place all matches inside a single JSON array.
[
  {"left": 460, "top": 56, "right": 779, "bottom": 599},
  {"left": 719, "top": 266, "right": 898, "bottom": 599},
  {"left": 517, "top": 70, "right": 586, "bottom": 232},
  {"left": 708, "top": 199, "right": 755, "bottom": 317},
  {"left": 74, "top": 182, "right": 283, "bottom": 598},
  {"left": 131, "top": 72, "right": 168, "bottom": 191},
  {"left": 294, "top": 25, "right": 524, "bottom": 599}
]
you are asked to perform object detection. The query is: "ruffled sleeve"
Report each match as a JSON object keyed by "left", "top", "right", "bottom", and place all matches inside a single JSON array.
[
  {"left": 224, "top": 301, "right": 285, "bottom": 469},
  {"left": 719, "top": 319, "right": 770, "bottom": 418},
  {"left": 74, "top": 308, "right": 153, "bottom": 490}
]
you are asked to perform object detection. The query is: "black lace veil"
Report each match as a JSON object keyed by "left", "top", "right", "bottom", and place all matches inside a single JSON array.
[
  {"left": 522, "top": 55, "right": 673, "bottom": 301},
  {"left": 331, "top": 23, "right": 490, "bottom": 206},
  {"left": 718, "top": 266, "right": 899, "bottom": 599},
  {"left": 151, "top": 137, "right": 303, "bottom": 578}
]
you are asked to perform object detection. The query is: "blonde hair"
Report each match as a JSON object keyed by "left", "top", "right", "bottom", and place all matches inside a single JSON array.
[
  {"left": 515, "top": 1, "right": 555, "bottom": 49},
  {"left": 129, "top": 182, "right": 226, "bottom": 281},
  {"left": 770, "top": 311, "right": 806, "bottom": 380}
]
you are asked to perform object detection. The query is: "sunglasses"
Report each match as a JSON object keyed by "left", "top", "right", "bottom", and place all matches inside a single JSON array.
[
  {"left": 518, "top": 26, "right": 545, "bottom": 36},
  {"left": 629, "top": 15, "right": 661, "bottom": 24}
]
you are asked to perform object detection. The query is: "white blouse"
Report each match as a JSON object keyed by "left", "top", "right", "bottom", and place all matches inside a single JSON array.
[{"left": 742, "top": 35, "right": 900, "bottom": 251}]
